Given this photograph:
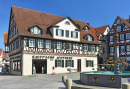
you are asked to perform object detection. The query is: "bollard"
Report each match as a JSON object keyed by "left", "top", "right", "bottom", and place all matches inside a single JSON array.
[
  {"left": 34, "top": 69, "right": 36, "bottom": 75},
  {"left": 66, "top": 79, "right": 72, "bottom": 89},
  {"left": 122, "top": 83, "right": 130, "bottom": 89},
  {"left": 62, "top": 76, "right": 67, "bottom": 83}
]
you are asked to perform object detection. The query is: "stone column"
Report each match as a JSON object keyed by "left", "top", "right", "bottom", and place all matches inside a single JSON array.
[
  {"left": 66, "top": 79, "right": 72, "bottom": 89},
  {"left": 62, "top": 76, "right": 67, "bottom": 83}
]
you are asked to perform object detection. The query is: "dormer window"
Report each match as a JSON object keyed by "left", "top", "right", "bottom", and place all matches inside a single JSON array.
[
  {"left": 65, "top": 21, "right": 70, "bottom": 25},
  {"left": 85, "top": 26, "right": 89, "bottom": 31},
  {"left": 86, "top": 35, "right": 94, "bottom": 41},
  {"left": 30, "top": 26, "right": 43, "bottom": 35}
]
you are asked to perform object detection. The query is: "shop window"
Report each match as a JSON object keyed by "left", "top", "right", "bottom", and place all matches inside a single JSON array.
[{"left": 13, "top": 60, "right": 21, "bottom": 71}]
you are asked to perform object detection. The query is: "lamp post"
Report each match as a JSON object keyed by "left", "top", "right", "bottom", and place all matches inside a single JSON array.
[{"left": 114, "top": 24, "right": 121, "bottom": 75}]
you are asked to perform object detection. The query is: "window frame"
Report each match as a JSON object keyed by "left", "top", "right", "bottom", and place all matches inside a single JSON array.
[
  {"left": 58, "top": 29, "right": 62, "bottom": 37},
  {"left": 84, "top": 44, "right": 88, "bottom": 51},
  {"left": 46, "top": 40, "right": 51, "bottom": 49},
  {"left": 57, "top": 60, "right": 62, "bottom": 67},
  {"left": 126, "top": 33, "right": 130, "bottom": 39},
  {"left": 110, "top": 36, "right": 113, "bottom": 42},
  {"left": 67, "top": 43, "right": 71, "bottom": 50},
  {"left": 38, "top": 39, "right": 43, "bottom": 48},
  {"left": 91, "top": 45, "right": 95, "bottom": 52},
  {"left": 127, "top": 45, "right": 130, "bottom": 51},
  {"left": 67, "top": 60, "right": 72, "bottom": 67},
  {"left": 31, "top": 27, "right": 40, "bottom": 34},
  {"left": 120, "top": 34, "right": 124, "bottom": 40},
  {"left": 121, "top": 46, "right": 125, "bottom": 52},
  {"left": 57, "top": 41, "right": 62, "bottom": 49},
  {"left": 110, "top": 47, "right": 114, "bottom": 53},
  {"left": 29, "top": 39, "right": 35, "bottom": 47}
]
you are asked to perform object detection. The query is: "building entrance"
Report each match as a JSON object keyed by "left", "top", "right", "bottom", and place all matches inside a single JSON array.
[{"left": 32, "top": 60, "right": 47, "bottom": 74}]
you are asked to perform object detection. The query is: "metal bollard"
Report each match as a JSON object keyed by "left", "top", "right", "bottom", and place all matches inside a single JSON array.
[
  {"left": 62, "top": 76, "right": 67, "bottom": 83},
  {"left": 122, "top": 83, "right": 130, "bottom": 89},
  {"left": 66, "top": 79, "right": 72, "bottom": 89}
]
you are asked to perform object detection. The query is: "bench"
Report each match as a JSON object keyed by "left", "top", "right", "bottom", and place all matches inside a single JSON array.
[{"left": 67, "top": 68, "right": 77, "bottom": 73}]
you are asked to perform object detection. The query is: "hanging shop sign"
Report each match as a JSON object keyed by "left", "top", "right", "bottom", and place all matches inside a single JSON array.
[{"left": 32, "top": 55, "right": 54, "bottom": 59}]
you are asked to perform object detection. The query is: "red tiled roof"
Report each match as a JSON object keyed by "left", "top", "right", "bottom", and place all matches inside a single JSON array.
[
  {"left": 90, "top": 25, "right": 108, "bottom": 38},
  {"left": 11, "top": 6, "right": 100, "bottom": 44},
  {"left": 0, "top": 49, "right": 2, "bottom": 56},
  {"left": 3, "top": 51, "right": 6, "bottom": 60},
  {"left": 118, "top": 16, "right": 130, "bottom": 27},
  {"left": 4, "top": 32, "right": 8, "bottom": 44}
]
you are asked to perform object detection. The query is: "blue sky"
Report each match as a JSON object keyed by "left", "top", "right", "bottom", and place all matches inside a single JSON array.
[{"left": 0, "top": 0, "right": 130, "bottom": 50}]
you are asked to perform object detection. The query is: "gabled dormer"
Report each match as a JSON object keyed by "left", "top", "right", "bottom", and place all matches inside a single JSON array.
[
  {"left": 84, "top": 34, "right": 94, "bottom": 41},
  {"left": 50, "top": 17, "right": 80, "bottom": 42},
  {"left": 83, "top": 26, "right": 90, "bottom": 31},
  {"left": 29, "top": 26, "right": 43, "bottom": 35}
]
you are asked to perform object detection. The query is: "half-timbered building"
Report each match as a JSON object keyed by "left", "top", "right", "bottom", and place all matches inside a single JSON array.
[
  {"left": 8, "top": 6, "right": 101, "bottom": 76},
  {"left": 108, "top": 16, "right": 130, "bottom": 65}
]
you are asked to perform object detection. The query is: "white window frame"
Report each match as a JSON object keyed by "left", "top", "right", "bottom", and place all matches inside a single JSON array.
[
  {"left": 91, "top": 45, "right": 95, "bottom": 52},
  {"left": 120, "top": 34, "right": 124, "bottom": 40},
  {"left": 58, "top": 29, "right": 62, "bottom": 37},
  {"left": 67, "top": 60, "right": 72, "bottom": 67},
  {"left": 29, "top": 39, "right": 35, "bottom": 47},
  {"left": 46, "top": 40, "right": 51, "bottom": 49},
  {"left": 121, "top": 46, "right": 125, "bottom": 52},
  {"left": 57, "top": 42, "right": 62, "bottom": 49},
  {"left": 67, "top": 43, "right": 71, "bottom": 50},
  {"left": 73, "top": 31, "right": 76, "bottom": 38},
  {"left": 117, "top": 26, "right": 121, "bottom": 32},
  {"left": 57, "top": 60, "right": 62, "bottom": 67},
  {"left": 84, "top": 44, "right": 88, "bottom": 51},
  {"left": 126, "top": 33, "right": 130, "bottom": 39},
  {"left": 88, "top": 35, "right": 92, "bottom": 41},
  {"left": 38, "top": 40, "right": 43, "bottom": 48},
  {"left": 110, "top": 36, "right": 113, "bottom": 42},
  {"left": 110, "top": 47, "right": 114, "bottom": 53},
  {"left": 88, "top": 60, "right": 92, "bottom": 67},
  {"left": 85, "top": 27, "right": 89, "bottom": 31},
  {"left": 31, "top": 27, "right": 40, "bottom": 34},
  {"left": 127, "top": 45, "right": 130, "bottom": 51}
]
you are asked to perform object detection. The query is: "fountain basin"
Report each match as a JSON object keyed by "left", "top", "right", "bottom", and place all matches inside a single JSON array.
[{"left": 80, "top": 71, "right": 130, "bottom": 88}]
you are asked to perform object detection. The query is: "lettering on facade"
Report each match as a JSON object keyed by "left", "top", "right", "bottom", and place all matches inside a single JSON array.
[
  {"left": 57, "top": 56, "right": 72, "bottom": 60},
  {"left": 32, "top": 56, "right": 54, "bottom": 59}
]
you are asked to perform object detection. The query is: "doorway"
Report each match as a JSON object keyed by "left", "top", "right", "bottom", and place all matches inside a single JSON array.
[
  {"left": 32, "top": 60, "right": 47, "bottom": 74},
  {"left": 77, "top": 59, "right": 81, "bottom": 72}
]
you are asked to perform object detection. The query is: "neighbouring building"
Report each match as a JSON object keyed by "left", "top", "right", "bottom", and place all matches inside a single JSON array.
[
  {"left": 0, "top": 49, "right": 3, "bottom": 72},
  {"left": 91, "top": 25, "right": 110, "bottom": 64},
  {"left": 8, "top": 6, "right": 101, "bottom": 76},
  {"left": 108, "top": 16, "right": 130, "bottom": 67},
  {"left": 4, "top": 32, "right": 9, "bottom": 72}
]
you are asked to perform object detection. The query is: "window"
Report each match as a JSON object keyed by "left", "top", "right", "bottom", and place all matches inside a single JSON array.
[
  {"left": 67, "top": 60, "right": 72, "bottom": 67},
  {"left": 87, "top": 35, "right": 92, "bottom": 41},
  {"left": 86, "top": 60, "right": 94, "bottom": 67},
  {"left": 65, "top": 21, "right": 70, "bottom": 25},
  {"left": 105, "top": 53, "right": 107, "bottom": 58},
  {"left": 31, "top": 27, "right": 41, "bottom": 34},
  {"left": 71, "top": 31, "right": 78, "bottom": 39},
  {"left": 101, "top": 47, "right": 104, "bottom": 54},
  {"left": 91, "top": 45, "right": 95, "bottom": 52},
  {"left": 117, "top": 26, "right": 121, "bottom": 32},
  {"left": 38, "top": 40, "right": 43, "bottom": 48},
  {"left": 57, "top": 60, "right": 62, "bottom": 67},
  {"left": 126, "top": 33, "right": 130, "bottom": 39},
  {"left": 110, "top": 36, "right": 113, "bottom": 42},
  {"left": 85, "top": 26, "right": 89, "bottom": 31},
  {"left": 127, "top": 45, "right": 130, "bottom": 51},
  {"left": 84, "top": 44, "right": 88, "bottom": 51},
  {"left": 13, "top": 60, "right": 21, "bottom": 71},
  {"left": 117, "top": 19, "right": 120, "bottom": 24},
  {"left": 110, "top": 47, "right": 114, "bottom": 52},
  {"left": 29, "top": 39, "right": 35, "bottom": 47},
  {"left": 67, "top": 43, "right": 71, "bottom": 50},
  {"left": 57, "top": 42, "right": 62, "bottom": 49},
  {"left": 58, "top": 29, "right": 62, "bottom": 36},
  {"left": 18, "top": 61, "right": 20, "bottom": 71},
  {"left": 120, "top": 34, "right": 124, "bottom": 40},
  {"left": 121, "top": 46, "right": 125, "bottom": 52},
  {"left": 46, "top": 40, "right": 51, "bottom": 49}
]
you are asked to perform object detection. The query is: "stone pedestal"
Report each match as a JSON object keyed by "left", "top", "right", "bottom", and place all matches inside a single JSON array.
[{"left": 122, "top": 83, "right": 130, "bottom": 89}]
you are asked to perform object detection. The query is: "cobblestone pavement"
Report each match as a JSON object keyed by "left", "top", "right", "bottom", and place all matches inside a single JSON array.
[{"left": 0, "top": 73, "right": 121, "bottom": 89}]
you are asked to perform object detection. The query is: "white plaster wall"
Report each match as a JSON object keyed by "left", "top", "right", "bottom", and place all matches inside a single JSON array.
[
  {"left": 22, "top": 53, "right": 97, "bottom": 75},
  {"left": 103, "top": 27, "right": 110, "bottom": 35},
  {"left": 53, "top": 18, "right": 80, "bottom": 42}
]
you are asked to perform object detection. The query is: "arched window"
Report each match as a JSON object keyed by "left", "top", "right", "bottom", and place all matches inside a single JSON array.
[{"left": 65, "top": 21, "right": 70, "bottom": 25}]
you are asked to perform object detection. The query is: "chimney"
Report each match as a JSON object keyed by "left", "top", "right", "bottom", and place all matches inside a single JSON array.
[{"left": 87, "top": 23, "right": 90, "bottom": 26}]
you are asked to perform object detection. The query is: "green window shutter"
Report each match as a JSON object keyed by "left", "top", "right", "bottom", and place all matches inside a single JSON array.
[
  {"left": 92, "top": 60, "right": 94, "bottom": 67},
  {"left": 71, "top": 31, "right": 73, "bottom": 38},
  {"left": 86, "top": 36, "right": 88, "bottom": 41},
  {"left": 26, "top": 38, "right": 29, "bottom": 47},
  {"left": 43, "top": 40, "right": 46, "bottom": 48},
  {"left": 82, "top": 44, "right": 84, "bottom": 51},
  {"left": 62, "top": 42, "right": 64, "bottom": 49},
  {"left": 62, "top": 30, "right": 64, "bottom": 37},
  {"left": 51, "top": 40, "right": 53, "bottom": 49},
  {"left": 95, "top": 45, "right": 97, "bottom": 52},
  {"left": 55, "top": 41, "right": 57, "bottom": 49},
  {"left": 41, "top": 29, "right": 43, "bottom": 35},
  {"left": 55, "top": 60, "right": 57, "bottom": 67},
  {"left": 56, "top": 29, "right": 58, "bottom": 36},
  {"left": 72, "top": 60, "right": 74, "bottom": 67},
  {"left": 65, "top": 60, "right": 67, "bottom": 67},
  {"left": 62, "top": 60, "right": 64, "bottom": 67},
  {"left": 92, "top": 37, "right": 94, "bottom": 41},
  {"left": 35, "top": 39, "right": 38, "bottom": 48},
  {"left": 86, "top": 60, "right": 88, "bottom": 67},
  {"left": 71, "top": 43, "right": 73, "bottom": 50},
  {"left": 65, "top": 42, "right": 67, "bottom": 50},
  {"left": 66, "top": 30, "right": 69, "bottom": 37},
  {"left": 76, "top": 32, "right": 78, "bottom": 38}
]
